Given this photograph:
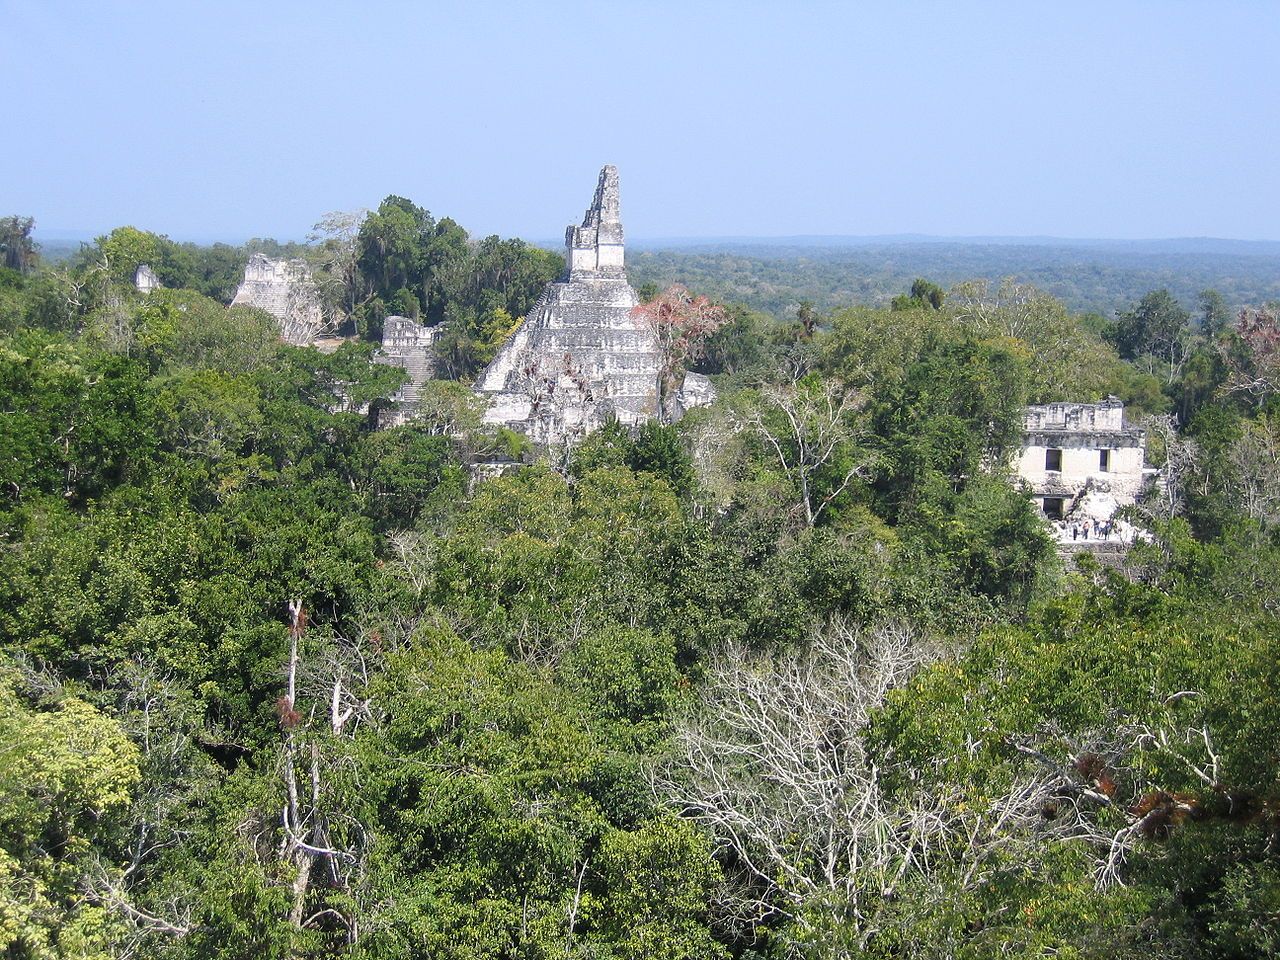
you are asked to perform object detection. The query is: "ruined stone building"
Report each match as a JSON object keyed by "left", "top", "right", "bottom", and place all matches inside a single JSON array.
[
  {"left": 231, "top": 253, "right": 326, "bottom": 346},
  {"left": 134, "top": 263, "right": 161, "bottom": 294},
  {"left": 373, "top": 316, "right": 445, "bottom": 426},
  {"left": 473, "top": 165, "right": 714, "bottom": 444},
  {"left": 1016, "top": 398, "right": 1147, "bottom": 523}
]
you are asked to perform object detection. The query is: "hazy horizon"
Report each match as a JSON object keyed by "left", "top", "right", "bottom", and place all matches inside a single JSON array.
[
  {"left": 6, "top": 2, "right": 1279, "bottom": 243},
  {"left": 29, "top": 228, "right": 1280, "bottom": 253}
]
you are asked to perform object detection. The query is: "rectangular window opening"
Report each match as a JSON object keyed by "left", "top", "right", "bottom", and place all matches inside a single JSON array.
[
  {"left": 1043, "top": 497, "right": 1065, "bottom": 520},
  {"left": 1045, "top": 448, "right": 1062, "bottom": 472}
]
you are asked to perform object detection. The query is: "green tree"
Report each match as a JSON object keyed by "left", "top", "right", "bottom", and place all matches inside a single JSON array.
[
  {"left": 877, "top": 564, "right": 1280, "bottom": 959},
  {"left": 154, "top": 241, "right": 246, "bottom": 302},
  {"left": 0, "top": 672, "right": 141, "bottom": 958},
  {"left": 747, "top": 372, "right": 879, "bottom": 528},
  {"left": 698, "top": 303, "right": 776, "bottom": 379},
  {"left": 0, "top": 215, "right": 37, "bottom": 274},
  {"left": 1111, "top": 289, "right": 1193, "bottom": 383},
  {"left": 947, "top": 278, "right": 1125, "bottom": 403},
  {"left": 589, "top": 818, "right": 726, "bottom": 959},
  {"left": 155, "top": 369, "right": 264, "bottom": 466},
  {"left": 95, "top": 226, "right": 163, "bottom": 284},
  {"left": 1198, "top": 287, "right": 1232, "bottom": 336},
  {"left": 354, "top": 424, "right": 464, "bottom": 529},
  {"left": 356, "top": 197, "right": 431, "bottom": 315},
  {"left": 0, "top": 265, "right": 30, "bottom": 333},
  {"left": 868, "top": 330, "right": 1029, "bottom": 517},
  {"left": 891, "top": 277, "right": 945, "bottom": 311},
  {"left": 561, "top": 625, "right": 680, "bottom": 747},
  {"left": 0, "top": 334, "right": 160, "bottom": 504}
]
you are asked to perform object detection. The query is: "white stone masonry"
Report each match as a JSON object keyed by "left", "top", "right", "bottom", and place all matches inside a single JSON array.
[
  {"left": 134, "top": 263, "right": 161, "bottom": 294},
  {"left": 231, "top": 253, "right": 326, "bottom": 346},
  {"left": 374, "top": 316, "right": 445, "bottom": 426},
  {"left": 474, "top": 165, "right": 715, "bottom": 445},
  {"left": 1016, "top": 397, "right": 1148, "bottom": 526}
]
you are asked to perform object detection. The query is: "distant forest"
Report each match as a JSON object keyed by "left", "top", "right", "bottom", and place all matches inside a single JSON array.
[{"left": 627, "top": 240, "right": 1280, "bottom": 319}]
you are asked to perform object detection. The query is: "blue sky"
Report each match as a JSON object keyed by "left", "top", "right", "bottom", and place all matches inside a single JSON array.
[{"left": 4, "top": 1, "right": 1278, "bottom": 242}]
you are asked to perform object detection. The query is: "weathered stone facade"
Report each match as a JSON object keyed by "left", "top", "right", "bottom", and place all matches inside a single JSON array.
[
  {"left": 134, "top": 263, "right": 161, "bottom": 294},
  {"left": 1016, "top": 398, "right": 1147, "bottom": 523},
  {"left": 231, "top": 253, "right": 326, "bottom": 346},
  {"left": 675, "top": 371, "right": 716, "bottom": 418},
  {"left": 474, "top": 165, "right": 714, "bottom": 445},
  {"left": 374, "top": 315, "right": 445, "bottom": 426}
]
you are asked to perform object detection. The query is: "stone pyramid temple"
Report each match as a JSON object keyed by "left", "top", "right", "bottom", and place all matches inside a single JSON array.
[
  {"left": 475, "top": 165, "right": 712, "bottom": 444},
  {"left": 374, "top": 316, "right": 445, "bottom": 426},
  {"left": 231, "top": 253, "right": 326, "bottom": 347}
]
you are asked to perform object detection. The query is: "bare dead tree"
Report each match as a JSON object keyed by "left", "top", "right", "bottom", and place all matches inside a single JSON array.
[
  {"left": 745, "top": 374, "right": 879, "bottom": 528},
  {"left": 948, "top": 277, "right": 1057, "bottom": 342},
  {"left": 387, "top": 530, "right": 437, "bottom": 599},
  {"left": 1004, "top": 708, "right": 1243, "bottom": 893},
  {"left": 277, "top": 600, "right": 374, "bottom": 945},
  {"left": 656, "top": 620, "right": 1242, "bottom": 953},
  {"left": 72, "top": 661, "right": 210, "bottom": 954},
  {"left": 947, "top": 278, "right": 1131, "bottom": 402},
  {"left": 57, "top": 245, "right": 116, "bottom": 326},
  {"left": 413, "top": 380, "right": 487, "bottom": 439},
  {"left": 1141, "top": 414, "right": 1199, "bottom": 522},
  {"left": 1224, "top": 305, "right": 1280, "bottom": 404},
  {"left": 309, "top": 209, "right": 370, "bottom": 321},
  {"left": 652, "top": 620, "right": 959, "bottom": 949},
  {"left": 653, "top": 621, "right": 1124, "bottom": 953},
  {"left": 278, "top": 269, "right": 334, "bottom": 346},
  {"left": 84, "top": 855, "right": 194, "bottom": 950}
]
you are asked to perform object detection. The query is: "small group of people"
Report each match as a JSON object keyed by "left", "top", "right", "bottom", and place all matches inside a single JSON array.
[{"left": 1057, "top": 518, "right": 1117, "bottom": 542}]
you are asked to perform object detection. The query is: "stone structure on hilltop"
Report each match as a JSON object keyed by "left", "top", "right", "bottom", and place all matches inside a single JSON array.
[
  {"left": 134, "top": 263, "right": 161, "bottom": 294},
  {"left": 474, "top": 165, "right": 714, "bottom": 445},
  {"left": 1016, "top": 398, "right": 1149, "bottom": 549},
  {"left": 374, "top": 316, "right": 446, "bottom": 426},
  {"left": 231, "top": 253, "right": 326, "bottom": 346}
]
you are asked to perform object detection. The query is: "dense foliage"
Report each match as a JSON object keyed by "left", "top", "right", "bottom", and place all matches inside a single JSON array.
[
  {"left": 351, "top": 197, "right": 562, "bottom": 376},
  {"left": 1, "top": 216, "right": 1277, "bottom": 958}
]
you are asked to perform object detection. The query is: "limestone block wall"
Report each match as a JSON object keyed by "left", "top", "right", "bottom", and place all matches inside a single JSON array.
[
  {"left": 1016, "top": 398, "right": 1147, "bottom": 518},
  {"left": 231, "top": 253, "right": 325, "bottom": 346},
  {"left": 1024, "top": 399, "right": 1126, "bottom": 433},
  {"left": 475, "top": 277, "right": 662, "bottom": 442},
  {"left": 134, "top": 264, "right": 161, "bottom": 293},
  {"left": 565, "top": 165, "right": 626, "bottom": 280},
  {"left": 374, "top": 315, "right": 444, "bottom": 426},
  {"left": 1017, "top": 443, "right": 1146, "bottom": 500},
  {"left": 474, "top": 164, "right": 715, "bottom": 446},
  {"left": 675, "top": 372, "right": 717, "bottom": 416}
]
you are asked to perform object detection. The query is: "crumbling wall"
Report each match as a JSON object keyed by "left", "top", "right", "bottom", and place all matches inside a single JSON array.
[
  {"left": 373, "top": 316, "right": 445, "bottom": 426},
  {"left": 231, "top": 253, "right": 326, "bottom": 346},
  {"left": 474, "top": 165, "right": 714, "bottom": 446},
  {"left": 1017, "top": 397, "right": 1148, "bottom": 520},
  {"left": 134, "top": 263, "right": 161, "bottom": 294}
]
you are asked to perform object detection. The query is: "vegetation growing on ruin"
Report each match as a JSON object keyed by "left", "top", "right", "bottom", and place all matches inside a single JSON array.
[{"left": 1, "top": 213, "right": 1278, "bottom": 958}]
